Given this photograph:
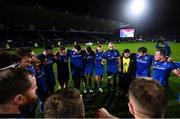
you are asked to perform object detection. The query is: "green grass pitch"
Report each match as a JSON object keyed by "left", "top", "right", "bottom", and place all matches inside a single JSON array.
[{"left": 33, "top": 42, "right": 180, "bottom": 118}]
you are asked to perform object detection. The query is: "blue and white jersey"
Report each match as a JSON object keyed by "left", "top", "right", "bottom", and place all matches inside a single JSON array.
[
  {"left": 25, "top": 65, "right": 36, "bottom": 75},
  {"left": 175, "top": 62, "right": 180, "bottom": 69},
  {"left": 84, "top": 52, "right": 94, "bottom": 74},
  {"left": 45, "top": 54, "right": 55, "bottom": 80},
  {"left": 94, "top": 51, "right": 104, "bottom": 76},
  {"left": 104, "top": 49, "right": 120, "bottom": 73},
  {"left": 35, "top": 67, "right": 48, "bottom": 93},
  {"left": 56, "top": 54, "right": 69, "bottom": 71},
  {"left": 136, "top": 54, "right": 153, "bottom": 77},
  {"left": 152, "top": 60, "right": 177, "bottom": 87},
  {"left": 69, "top": 50, "right": 84, "bottom": 69}
]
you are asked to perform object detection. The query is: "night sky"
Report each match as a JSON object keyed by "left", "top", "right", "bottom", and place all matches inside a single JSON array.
[{"left": 1, "top": 0, "right": 180, "bottom": 33}]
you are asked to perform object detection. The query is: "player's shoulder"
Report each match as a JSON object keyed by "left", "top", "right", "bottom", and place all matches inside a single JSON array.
[
  {"left": 104, "top": 49, "right": 110, "bottom": 53},
  {"left": 166, "top": 61, "right": 176, "bottom": 66},
  {"left": 146, "top": 54, "right": 154, "bottom": 59},
  {"left": 104, "top": 50, "right": 109, "bottom": 55},
  {"left": 114, "top": 49, "right": 119, "bottom": 52},
  {"left": 153, "top": 60, "right": 159, "bottom": 65},
  {"left": 147, "top": 54, "right": 153, "bottom": 57}
]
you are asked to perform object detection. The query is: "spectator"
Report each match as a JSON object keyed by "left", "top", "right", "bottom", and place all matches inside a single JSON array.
[
  {"left": 0, "top": 68, "right": 37, "bottom": 118},
  {"left": 44, "top": 87, "right": 85, "bottom": 118},
  {"left": 156, "top": 38, "right": 171, "bottom": 57},
  {"left": 95, "top": 78, "right": 167, "bottom": 118}
]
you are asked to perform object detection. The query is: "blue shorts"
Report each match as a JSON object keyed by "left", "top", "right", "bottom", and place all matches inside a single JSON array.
[
  {"left": 107, "top": 68, "right": 118, "bottom": 75},
  {"left": 71, "top": 67, "right": 83, "bottom": 78},
  {"left": 107, "top": 71, "right": 118, "bottom": 76},
  {"left": 95, "top": 69, "right": 104, "bottom": 76},
  {"left": 84, "top": 67, "right": 93, "bottom": 75}
]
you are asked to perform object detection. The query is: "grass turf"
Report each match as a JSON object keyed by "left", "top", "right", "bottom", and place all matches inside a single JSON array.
[{"left": 33, "top": 42, "right": 180, "bottom": 118}]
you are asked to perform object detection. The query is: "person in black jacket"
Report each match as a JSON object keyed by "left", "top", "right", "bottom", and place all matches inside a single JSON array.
[{"left": 119, "top": 49, "right": 136, "bottom": 97}]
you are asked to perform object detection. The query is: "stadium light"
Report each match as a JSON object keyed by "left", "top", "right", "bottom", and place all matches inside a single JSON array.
[{"left": 130, "top": 0, "right": 147, "bottom": 16}]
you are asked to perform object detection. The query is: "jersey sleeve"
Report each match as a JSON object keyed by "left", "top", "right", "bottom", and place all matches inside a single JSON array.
[
  {"left": 175, "top": 62, "right": 180, "bottom": 69},
  {"left": 116, "top": 50, "right": 120, "bottom": 57},
  {"left": 169, "top": 62, "right": 177, "bottom": 72},
  {"left": 103, "top": 51, "right": 107, "bottom": 59}
]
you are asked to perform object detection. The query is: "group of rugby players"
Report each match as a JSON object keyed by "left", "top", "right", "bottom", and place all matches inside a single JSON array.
[
  {"left": 0, "top": 41, "right": 180, "bottom": 118},
  {"left": 23, "top": 41, "right": 180, "bottom": 103}
]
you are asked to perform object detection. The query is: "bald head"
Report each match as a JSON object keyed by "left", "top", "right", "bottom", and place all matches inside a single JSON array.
[{"left": 108, "top": 42, "right": 114, "bottom": 50}]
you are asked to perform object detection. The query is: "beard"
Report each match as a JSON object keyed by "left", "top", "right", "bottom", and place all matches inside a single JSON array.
[{"left": 19, "top": 93, "right": 38, "bottom": 112}]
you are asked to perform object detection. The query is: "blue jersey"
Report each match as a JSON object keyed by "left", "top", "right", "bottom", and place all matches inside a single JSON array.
[
  {"left": 69, "top": 50, "right": 86, "bottom": 77},
  {"left": 95, "top": 51, "right": 104, "bottom": 76},
  {"left": 36, "top": 53, "right": 55, "bottom": 92},
  {"left": 35, "top": 67, "right": 48, "bottom": 93},
  {"left": 156, "top": 41, "right": 171, "bottom": 56},
  {"left": 175, "top": 62, "right": 180, "bottom": 69},
  {"left": 84, "top": 52, "right": 94, "bottom": 75},
  {"left": 136, "top": 54, "right": 153, "bottom": 77},
  {"left": 56, "top": 54, "right": 69, "bottom": 73},
  {"left": 25, "top": 65, "right": 36, "bottom": 75},
  {"left": 152, "top": 60, "right": 177, "bottom": 87},
  {"left": 69, "top": 50, "right": 84, "bottom": 69},
  {"left": 104, "top": 49, "right": 120, "bottom": 73},
  {"left": 45, "top": 54, "right": 55, "bottom": 81}
]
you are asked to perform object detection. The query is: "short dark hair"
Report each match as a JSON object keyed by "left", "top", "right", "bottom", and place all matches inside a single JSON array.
[
  {"left": 0, "top": 68, "right": 33, "bottom": 104},
  {"left": 157, "top": 48, "right": 166, "bottom": 57},
  {"left": 60, "top": 46, "right": 65, "bottom": 51},
  {"left": 16, "top": 48, "right": 32, "bottom": 59},
  {"left": 74, "top": 44, "right": 81, "bottom": 51},
  {"left": 138, "top": 47, "right": 147, "bottom": 53},
  {"left": 129, "top": 78, "right": 167, "bottom": 118},
  {"left": 44, "top": 87, "right": 84, "bottom": 118},
  {"left": 87, "top": 46, "right": 92, "bottom": 53},
  {"left": 123, "top": 49, "right": 130, "bottom": 53}
]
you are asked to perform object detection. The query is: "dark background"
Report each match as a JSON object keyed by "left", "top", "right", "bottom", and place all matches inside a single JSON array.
[{"left": 0, "top": 0, "right": 180, "bottom": 34}]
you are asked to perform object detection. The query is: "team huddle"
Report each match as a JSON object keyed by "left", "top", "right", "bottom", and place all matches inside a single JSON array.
[
  {"left": 15, "top": 42, "right": 180, "bottom": 104},
  {"left": 0, "top": 41, "right": 180, "bottom": 118}
]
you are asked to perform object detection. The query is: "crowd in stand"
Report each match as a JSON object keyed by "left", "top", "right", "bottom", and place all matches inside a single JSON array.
[{"left": 0, "top": 41, "right": 180, "bottom": 118}]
